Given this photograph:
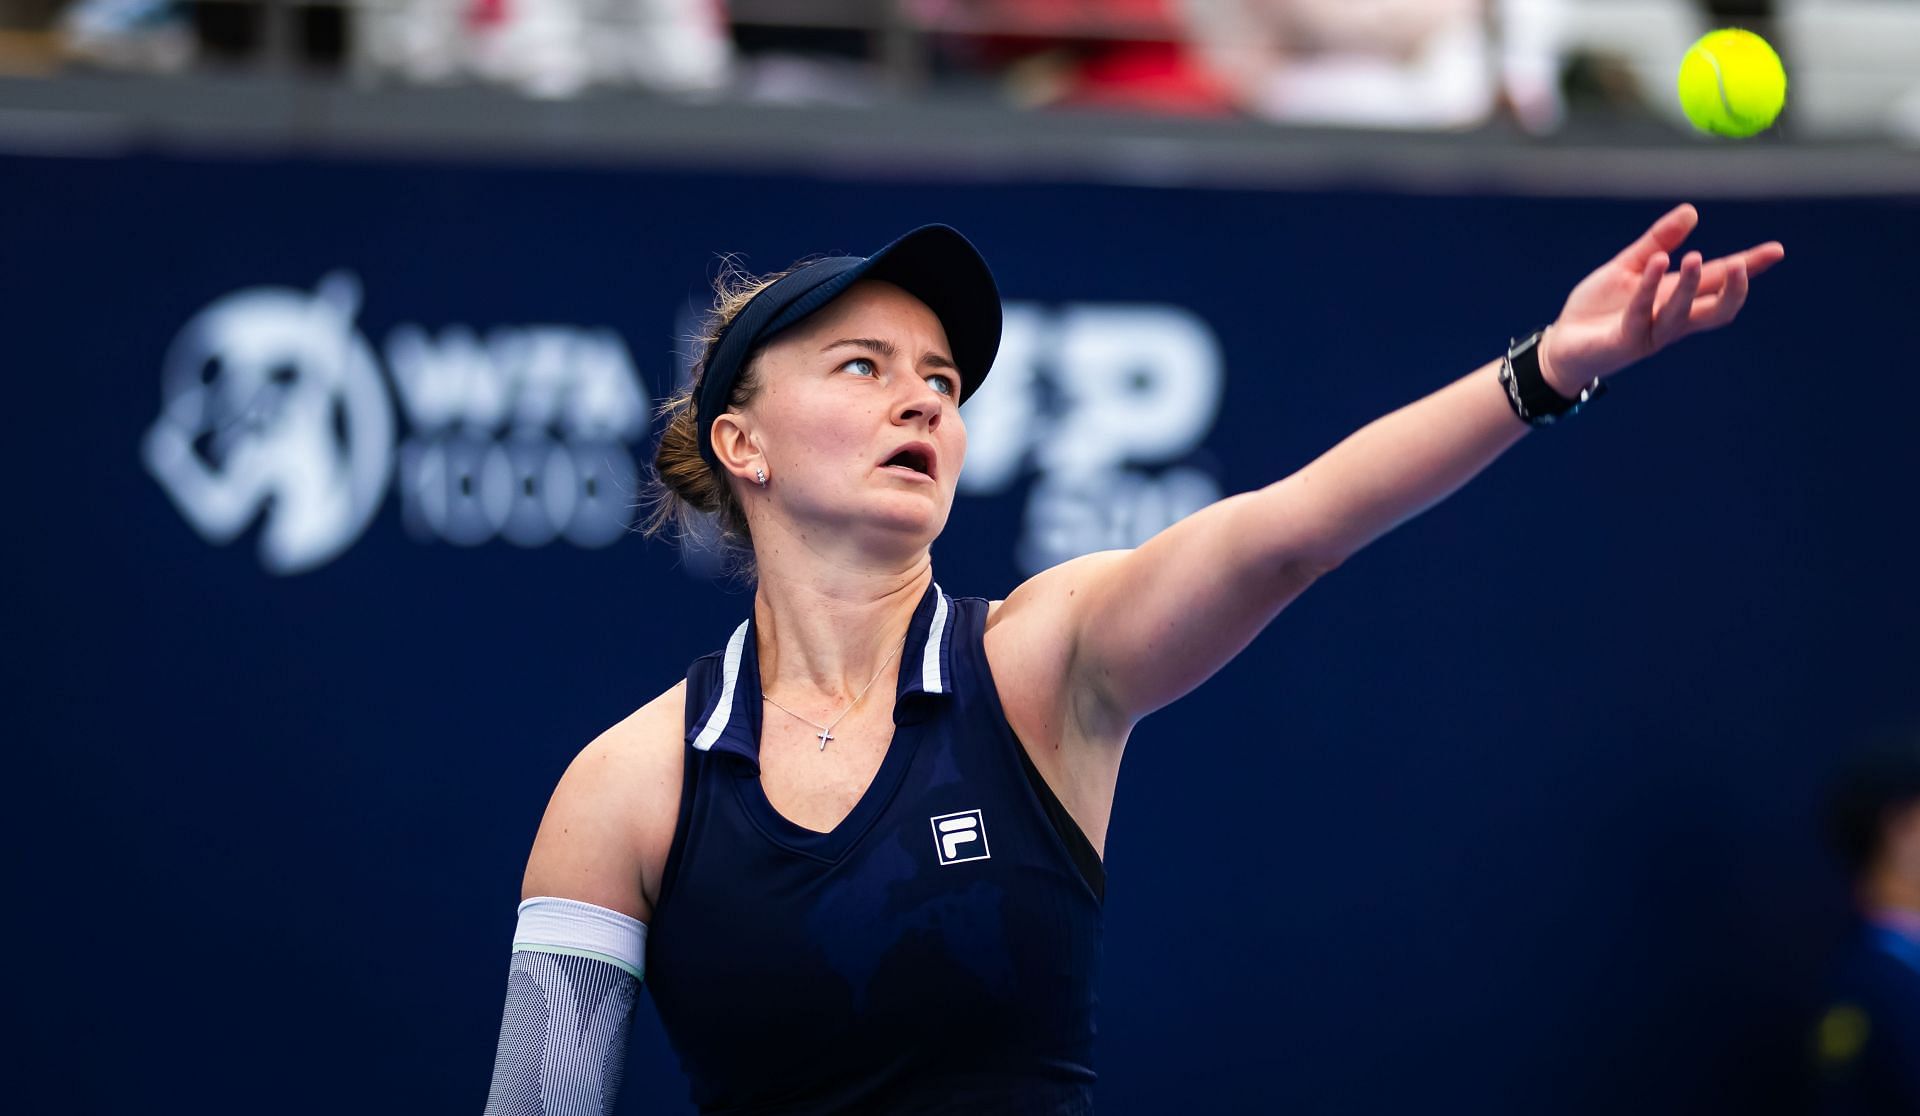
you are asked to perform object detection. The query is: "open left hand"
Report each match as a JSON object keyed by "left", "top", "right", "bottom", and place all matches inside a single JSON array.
[{"left": 1540, "top": 204, "right": 1786, "bottom": 394}]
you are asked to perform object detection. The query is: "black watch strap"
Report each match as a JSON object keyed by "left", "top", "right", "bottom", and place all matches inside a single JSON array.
[{"left": 1498, "top": 328, "right": 1607, "bottom": 427}]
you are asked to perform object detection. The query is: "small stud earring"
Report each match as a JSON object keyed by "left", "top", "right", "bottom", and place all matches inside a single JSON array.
[{"left": 754, "top": 467, "right": 768, "bottom": 487}]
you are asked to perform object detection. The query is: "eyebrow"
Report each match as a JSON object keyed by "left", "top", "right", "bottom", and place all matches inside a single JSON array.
[{"left": 822, "top": 337, "right": 961, "bottom": 376}]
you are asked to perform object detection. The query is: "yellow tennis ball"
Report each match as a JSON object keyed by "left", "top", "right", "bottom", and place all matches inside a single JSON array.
[{"left": 1678, "top": 29, "right": 1787, "bottom": 137}]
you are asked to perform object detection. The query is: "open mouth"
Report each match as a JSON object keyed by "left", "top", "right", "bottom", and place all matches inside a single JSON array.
[{"left": 881, "top": 447, "right": 934, "bottom": 479}]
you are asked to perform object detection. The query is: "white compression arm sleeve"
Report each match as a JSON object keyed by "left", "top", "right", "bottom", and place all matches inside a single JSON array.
[{"left": 483, "top": 897, "right": 648, "bottom": 1116}]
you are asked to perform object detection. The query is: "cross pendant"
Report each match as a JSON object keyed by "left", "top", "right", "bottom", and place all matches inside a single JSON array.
[{"left": 816, "top": 728, "right": 835, "bottom": 749}]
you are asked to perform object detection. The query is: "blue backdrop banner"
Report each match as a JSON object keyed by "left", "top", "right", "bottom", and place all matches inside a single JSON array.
[{"left": 7, "top": 150, "right": 1913, "bottom": 1115}]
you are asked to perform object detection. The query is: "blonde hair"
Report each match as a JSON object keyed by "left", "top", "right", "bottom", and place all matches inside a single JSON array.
[{"left": 641, "top": 259, "right": 808, "bottom": 560}]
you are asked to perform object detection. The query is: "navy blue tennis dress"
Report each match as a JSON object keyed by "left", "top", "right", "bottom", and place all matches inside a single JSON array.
[{"left": 645, "top": 580, "right": 1106, "bottom": 1115}]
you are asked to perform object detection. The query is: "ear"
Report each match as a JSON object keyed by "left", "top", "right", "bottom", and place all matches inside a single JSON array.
[{"left": 709, "top": 411, "right": 764, "bottom": 486}]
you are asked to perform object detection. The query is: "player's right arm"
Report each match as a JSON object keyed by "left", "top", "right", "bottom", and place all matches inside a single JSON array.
[{"left": 483, "top": 683, "right": 687, "bottom": 1116}]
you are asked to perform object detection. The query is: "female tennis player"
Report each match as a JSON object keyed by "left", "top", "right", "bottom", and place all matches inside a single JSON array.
[{"left": 484, "top": 210, "right": 1783, "bottom": 1115}]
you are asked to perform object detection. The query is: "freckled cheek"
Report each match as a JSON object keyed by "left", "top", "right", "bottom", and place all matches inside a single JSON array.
[{"left": 811, "top": 404, "right": 885, "bottom": 473}]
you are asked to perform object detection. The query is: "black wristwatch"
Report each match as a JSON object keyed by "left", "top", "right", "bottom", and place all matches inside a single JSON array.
[{"left": 1498, "top": 328, "right": 1607, "bottom": 427}]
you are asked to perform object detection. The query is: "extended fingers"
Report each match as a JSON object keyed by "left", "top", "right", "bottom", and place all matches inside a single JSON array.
[
  {"left": 1652, "top": 251, "right": 1703, "bottom": 343},
  {"left": 1739, "top": 240, "right": 1786, "bottom": 278},
  {"left": 1692, "top": 242, "right": 1787, "bottom": 296},
  {"left": 1624, "top": 251, "right": 1667, "bottom": 331},
  {"left": 1617, "top": 204, "right": 1700, "bottom": 272},
  {"left": 1687, "top": 257, "right": 1751, "bottom": 333}
]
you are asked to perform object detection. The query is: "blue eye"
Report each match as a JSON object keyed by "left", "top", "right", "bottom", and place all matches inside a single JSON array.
[
  {"left": 928, "top": 374, "right": 957, "bottom": 397},
  {"left": 839, "top": 357, "right": 878, "bottom": 377}
]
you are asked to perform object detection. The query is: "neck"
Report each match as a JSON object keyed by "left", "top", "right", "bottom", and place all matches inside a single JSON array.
[{"left": 751, "top": 543, "right": 932, "bottom": 705}]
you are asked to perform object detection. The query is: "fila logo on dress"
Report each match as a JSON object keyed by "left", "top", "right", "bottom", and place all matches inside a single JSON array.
[{"left": 931, "top": 810, "right": 990, "bottom": 865}]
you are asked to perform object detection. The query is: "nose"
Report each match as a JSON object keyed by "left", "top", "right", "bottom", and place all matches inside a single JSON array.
[{"left": 892, "top": 377, "right": 946, "bottom": 430}]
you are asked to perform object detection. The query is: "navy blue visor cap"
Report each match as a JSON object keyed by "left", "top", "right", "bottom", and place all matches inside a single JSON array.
[{"left": 695, "top": 224, "right": 1002, "bottom": 475}]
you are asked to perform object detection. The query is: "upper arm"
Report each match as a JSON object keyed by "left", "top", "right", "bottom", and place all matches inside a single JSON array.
[
  {"left": 997, "top": 489, "right": 1332, "bottom": 734},
  {"left": 1076, "top": 490, "right": 1331, "bottom": 721},
  {"left": 520, "top": 681, "right": 686, "bottom": 924}
]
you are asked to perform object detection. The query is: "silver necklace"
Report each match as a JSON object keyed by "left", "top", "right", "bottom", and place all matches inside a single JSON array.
[{"left": 763, "top": 637, "right": 906, "bottom": 750}]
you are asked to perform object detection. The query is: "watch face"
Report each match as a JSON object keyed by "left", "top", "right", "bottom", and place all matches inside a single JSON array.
[{"left": 1510, "top": 331, "right": 1543, "bottom": 359}]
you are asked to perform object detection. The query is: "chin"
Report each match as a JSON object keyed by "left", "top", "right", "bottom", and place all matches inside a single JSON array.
[{"left": 865, "top": 494, "right": 951, "bottom": 548}]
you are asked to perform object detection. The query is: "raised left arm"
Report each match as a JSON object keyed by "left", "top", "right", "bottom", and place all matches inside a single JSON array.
[{"left": 1021, "top": 204, "right": 1784, "bottom": 733}]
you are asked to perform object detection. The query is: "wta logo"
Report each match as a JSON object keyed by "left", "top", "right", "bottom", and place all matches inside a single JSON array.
[
  {"left": 931, "top": 809, "right": 991, "bottom": 866},
  {"left": 142, "top": 274, "right": 395, "bottom": 575},
  {"left": 143, "top": 273, "right": 650, "bottom": 574},
  {"left": 145, "top": 280, "right": 1223, "bottom": 577}
]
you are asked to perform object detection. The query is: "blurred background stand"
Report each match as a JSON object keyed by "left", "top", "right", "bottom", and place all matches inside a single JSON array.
[{"left": 0, "top": 0, "right": 1914, "bottom": 144}]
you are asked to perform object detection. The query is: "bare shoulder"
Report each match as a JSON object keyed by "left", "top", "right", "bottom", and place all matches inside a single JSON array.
[
  {"left": 520, "top": 679, "right": 687, "bottom": 923},
  {"left": 987, "top": 550, "right": 1129, "bottom": 628},
  {"left": 985, "top": 550, "right": 1131, "bottom": 713}
]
